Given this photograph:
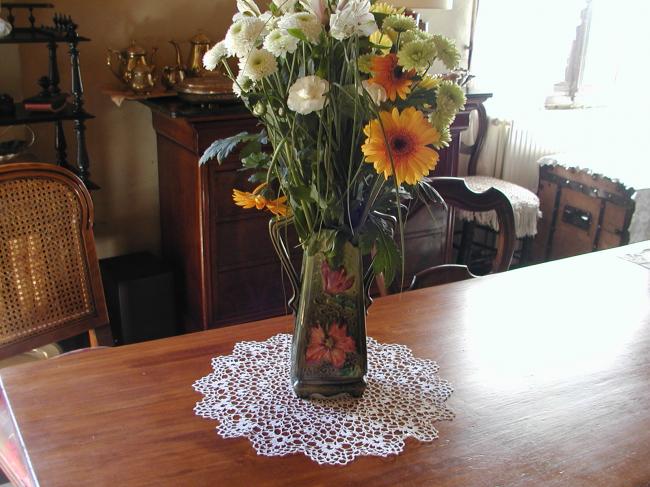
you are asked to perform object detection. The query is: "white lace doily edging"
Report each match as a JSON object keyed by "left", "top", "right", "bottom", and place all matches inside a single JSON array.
[{"left": 193, "top": 333, "right": 454, "bottom": 465}]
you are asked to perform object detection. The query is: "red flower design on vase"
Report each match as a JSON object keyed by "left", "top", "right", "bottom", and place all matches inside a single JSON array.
[
  {"left": 306, "top": 323, "right": 356, "bottom": 368},
  {"left": 321, "top": 261, "right": 354, "bottom": 295}
]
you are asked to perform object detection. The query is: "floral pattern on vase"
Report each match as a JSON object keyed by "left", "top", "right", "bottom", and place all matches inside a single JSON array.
[{"left": 306, "top": 323, "right": 357, "bottom": 369}]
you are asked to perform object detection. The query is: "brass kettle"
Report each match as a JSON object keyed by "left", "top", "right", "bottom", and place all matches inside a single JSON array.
[
  {"left": 169, "top": 32, "right": 211, "bottom": 78},
  {"left": 107, "top": 41, "right": 158, "bottom": 87}
]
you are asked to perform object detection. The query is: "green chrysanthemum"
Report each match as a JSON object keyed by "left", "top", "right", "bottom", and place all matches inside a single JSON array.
[
  {"left": 382, "top": 14, "right": 417, "bottom": 33},
  {"left": 357, "top": 53, "right": 374, "bottom": 74},
  {"left": 436, "top": 80, "right": 466, "bottom": 114},
  {"left": 432, "top": 34, "right": 460, "bottom": 69},
  {"left": 428, "top": 109, "right": 454, "bottom": 131},
  {"left": 400, "top": 29, "right": 431, "bottom": 44},
  {"left": 397, "top": 40, "right": 437, "bottom": 71},
  {"left": 433, "top": 125, "right": 451, "bottom": 149}
]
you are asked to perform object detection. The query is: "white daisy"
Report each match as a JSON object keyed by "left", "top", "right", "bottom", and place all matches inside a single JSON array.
[
  {"left": 233, "top": 73, "right": 253, "bottom": 98},
  {"left": 203, "top": 40, "right": 229, "bottom": 70},
  {"left": 278, "top": 12, "right": 322, "bottom": 43},
  {"left": 329, "top": 0, "right": 377, "bottom": 40},
  {"left": 225, "top": 17, "right": 266, "bottom": 58},
  {"left": 287, "top": 75, "right": 329, "bottom": 114},
  {"left": 263, "top": 29, "right": 299, "bottom": 56},
  {"left": 239, "top": 48, "right": 278, "bottom": 81}
]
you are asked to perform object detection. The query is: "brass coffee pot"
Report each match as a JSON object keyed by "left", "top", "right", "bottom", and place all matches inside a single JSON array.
[
  {"left": 107, "top": 41, "right": 158, "bottom": 87},
  {"left": 169, "top": 32, "right": 211, "bottom": 78}
]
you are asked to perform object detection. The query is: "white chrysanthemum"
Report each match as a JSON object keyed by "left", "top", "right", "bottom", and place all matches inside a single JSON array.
[
  {"left": 263, "top": 28, "right": 299, "bottom": 56},
  {"left": 259, "top": 11, "right": 278, "bottom": 30},
  {"left": 203, "top": 40, "right": 229, "bottom": 70},
  {"left": 278, "top": 12, "right": 322, "bottom": 43},
  {"left": 226, "top": 17, "right": 266, "bottom": 58},
  {"left": 287, "top": 75, "right": 329, "bottom": 114},
  {"left": 239, "top": 48, "right": 278, "bottom": 81},
  {"left": 329, "top": 0, "right": 377, "bottom": 40},
  {"left": 233, "top": 73, "right": 253, "bottom": 98},
  {"left": 360, "top": 80, "right": 387, "bottom": 105}
]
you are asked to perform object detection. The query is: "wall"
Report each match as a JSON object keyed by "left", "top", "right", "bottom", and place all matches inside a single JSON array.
[
  {"left": 423, "top": 0, "right": 473, "bottom": 72},
  {"left": 2, "top": 0, "right": 472, "bottom": 259}
]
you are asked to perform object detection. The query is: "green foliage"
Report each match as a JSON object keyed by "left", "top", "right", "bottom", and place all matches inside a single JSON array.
[{"left": 200, "top": 131, "right": 267, "bottom": 165}]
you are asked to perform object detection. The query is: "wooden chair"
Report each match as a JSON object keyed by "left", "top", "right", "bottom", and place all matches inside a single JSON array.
[
  {"left": 409, "top": 177, "right": 516, "bottom": 290},
  {"left": 459, "top": 103, "right": 541, "bottom": 265},
  {"left": 0, "top": 163, "right": 108, "bottom": 360}
]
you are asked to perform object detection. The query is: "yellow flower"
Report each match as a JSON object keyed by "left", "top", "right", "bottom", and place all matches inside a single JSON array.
[
  {"left": 265, "top": 196, "right": 290, "bottom": 217},
  {"left": 232, "top": 182, "right": 289, "bottom": 216},
  {"left": 362, "top": 107, "right": 441, "bottom": 185},
  {"left": 416, "top": 74, "right": 441, "bottom": 91},
  {"left": 370, "top": 2, "right": 404, "bottom": 15},
  {"left": 369, "top": 30, "right": 392, "bottom": 53}
]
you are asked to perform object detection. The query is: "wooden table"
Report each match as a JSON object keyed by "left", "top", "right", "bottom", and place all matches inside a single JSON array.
[{"left": 1, "top": 242, "right": 649, "bottom": 486}]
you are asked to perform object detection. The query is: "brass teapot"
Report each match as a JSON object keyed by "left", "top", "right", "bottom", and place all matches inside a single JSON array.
[
  {"left": 128, "top": 64, "right": 157, "bottom": 94},
  {"left": 169, "top": 32, "right": 211, "bottom": 78},
  {"left": 107, "top": 41, "right": 158, "bottom": 87}
]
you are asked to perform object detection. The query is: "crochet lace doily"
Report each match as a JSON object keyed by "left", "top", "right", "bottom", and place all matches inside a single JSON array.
[{"left": 193, "top": 333, "right": 454, "bottom": 465}]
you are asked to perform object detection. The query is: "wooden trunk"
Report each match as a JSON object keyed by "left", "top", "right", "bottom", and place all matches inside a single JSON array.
[{"left": 533, "top": 163, "right": 635, "bottom": 262}]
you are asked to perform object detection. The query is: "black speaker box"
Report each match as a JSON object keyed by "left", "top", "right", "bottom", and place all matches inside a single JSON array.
[{"left": 100, "top": 252, "right": 178, "bottom": 345}]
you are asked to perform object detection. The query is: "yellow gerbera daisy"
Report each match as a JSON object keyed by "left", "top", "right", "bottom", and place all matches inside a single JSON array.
[
  {"left": 416, "top": 74, "right": 441, "bottom": 91},
  {"left": 370, "top": 2, "right": 404, "bottom": 15},
  {"left": 368, "top": 30, "right": 392, "bottom": 53},
  {"left": 362, "top": 107, "right": 441, "bottom": 185},
  {"left": 232, "top": 182, "right": 289, "bottom": 216}
]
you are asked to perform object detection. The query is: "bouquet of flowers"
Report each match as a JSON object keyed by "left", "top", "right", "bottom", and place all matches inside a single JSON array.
[{"left": 201, "top": 0, "right": 465, "bottom": 288}]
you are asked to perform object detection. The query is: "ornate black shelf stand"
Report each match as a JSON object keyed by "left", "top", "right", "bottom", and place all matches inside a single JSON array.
[{"left": 0, "top": 2, "right": 97, "bottom": 188}]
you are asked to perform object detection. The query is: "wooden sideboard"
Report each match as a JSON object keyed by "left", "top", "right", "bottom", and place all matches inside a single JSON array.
[{"left": 145, "top": 94, "right": 487, "bottom": 332}]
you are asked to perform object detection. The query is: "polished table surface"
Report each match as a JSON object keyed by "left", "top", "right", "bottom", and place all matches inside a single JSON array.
[{"left": 1, "top": 242, "right": 649, "bottom": 487}]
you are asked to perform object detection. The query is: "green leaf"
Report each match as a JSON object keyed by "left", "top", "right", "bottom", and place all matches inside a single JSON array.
[
  {"left": 309, "top": 184, "right": 329, "bottom": 210},
  {"left": 239, "top": 140, "right": 262, "bottom": 159},
  {"left": 248, "top": 171, "right": 268, "bottom": 183},
  {"left": 287, "top": 28, "right": 308, "bottom": 43},
  {"left": 287, "top": 183, "right": 312, "bottom": 204},
  {"left": 373, "top": 228, "right": 400, "bottom": 287},
  {"left": 241, "top": 152, "right": 270, "bottom": 169},
  {"left": 200, "top": 132, "right": 249, "bottom": 164}
]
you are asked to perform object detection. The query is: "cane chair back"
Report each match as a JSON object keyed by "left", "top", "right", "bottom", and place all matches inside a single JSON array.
[
  {"left": 0, "top": 163, "right": 107, "bottom": 359},
  {"left": 410, "top": 177, "right": 516, "bottom": 289}
]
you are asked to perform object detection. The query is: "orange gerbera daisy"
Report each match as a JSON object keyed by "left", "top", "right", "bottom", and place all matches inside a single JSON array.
[
  {"left": 232, "top": 182, "right": 289, "bottom": 217},
  {"left": 368, "top": 53, "right": 415, "bottom": 101},
  {"left": 361, "top": 107, "right": 441, "bottom": 185}
]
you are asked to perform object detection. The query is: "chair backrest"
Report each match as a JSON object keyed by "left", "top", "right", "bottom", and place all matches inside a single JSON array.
[
  {"left": 0, "top": 163, "right": 108, "bottom": 359},
  {"left": 409, "top": 177, "right": 516, "bottom": 290}
]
